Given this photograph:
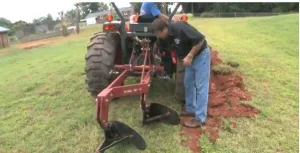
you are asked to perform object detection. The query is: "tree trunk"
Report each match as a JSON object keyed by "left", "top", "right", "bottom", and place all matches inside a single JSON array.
[
  {"left": 161, "top": 3, "right": 167, "bottom": 14},
  {"left": 59, "top": 11, "right": 68, "bottom": 37}
]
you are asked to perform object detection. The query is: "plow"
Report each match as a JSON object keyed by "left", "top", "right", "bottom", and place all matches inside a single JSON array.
[
  {"left": 85, "top": 3, "right": 185, "bottom": 153},
  {"left": 94, "top": 41, "right": 180, "bottom": 152}
]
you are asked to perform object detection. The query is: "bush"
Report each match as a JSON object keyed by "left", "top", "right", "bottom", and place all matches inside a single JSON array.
[
  {"left": 8, "top": 36, "right": 18, "bottom": 42},
  {"left": 272, "top": 7, "right": 283, "bottom": 13}
]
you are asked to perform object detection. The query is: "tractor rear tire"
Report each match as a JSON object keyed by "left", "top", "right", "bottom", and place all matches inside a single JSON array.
[{"left": 85, "top": 33, "right": 121, "bottom": 98}]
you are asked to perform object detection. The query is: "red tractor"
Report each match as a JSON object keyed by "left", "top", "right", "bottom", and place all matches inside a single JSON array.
[{"left": 84, "top": 3, "right": 186, "bottom": 152}]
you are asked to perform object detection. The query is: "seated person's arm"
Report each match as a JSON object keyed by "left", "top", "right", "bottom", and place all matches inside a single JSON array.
[
  {"left": 158, "top": 14, "right": 169, "bottom": 21},
  {"left": 149, "top": 3, "right": 169, "bottom": 21}
]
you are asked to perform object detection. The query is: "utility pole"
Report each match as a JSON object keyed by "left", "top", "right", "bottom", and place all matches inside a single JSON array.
[
  {"left": 192, "top": 3, "right": 194, "bottom": 14},
  {"left": 75, "top": 3, "right": 80, "bottom": 34}
]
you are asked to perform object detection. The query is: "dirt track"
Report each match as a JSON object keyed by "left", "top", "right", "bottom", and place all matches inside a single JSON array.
[
  {"left": 16, "top": 39, "right": 56, "bottom": 50},
  {"left": 180, "top": 47, "right": 260, "bottom": 153}
]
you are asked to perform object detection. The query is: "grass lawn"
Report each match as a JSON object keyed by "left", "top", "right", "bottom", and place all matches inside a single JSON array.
[{"left": 0, "top": 14, "right": 298, "bottom": 153}]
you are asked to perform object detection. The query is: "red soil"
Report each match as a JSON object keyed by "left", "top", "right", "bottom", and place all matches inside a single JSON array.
[
  {"left": 17, "top": 40, "right": 55, "bottom": 50},
  {"left": 180, "top": 47, "right": 260, "bottom": 152}
]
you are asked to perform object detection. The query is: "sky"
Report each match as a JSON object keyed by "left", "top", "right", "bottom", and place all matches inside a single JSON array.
[{"left": 0, "top": 0, "right": 131, "bottom": 23}]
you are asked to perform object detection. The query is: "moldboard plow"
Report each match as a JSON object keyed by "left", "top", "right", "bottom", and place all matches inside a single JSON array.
[
  {"left": 84, "top": 3, "right": 184, "bottom": 152},
  {"left": 95, "top": 40, "right": 180, "bottom": 153}
]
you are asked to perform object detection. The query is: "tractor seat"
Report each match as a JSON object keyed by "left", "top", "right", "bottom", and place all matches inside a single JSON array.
[
  {"left": 137, "top": 15, "right": 156, "bottom": 23},
  {"left": 129, "top": 15, "right": 156, "bottom": 33}
]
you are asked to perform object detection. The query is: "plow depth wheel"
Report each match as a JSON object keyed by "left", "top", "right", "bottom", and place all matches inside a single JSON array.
[{"left": 85, "top": 33, "right": 121, "bottom": 97}]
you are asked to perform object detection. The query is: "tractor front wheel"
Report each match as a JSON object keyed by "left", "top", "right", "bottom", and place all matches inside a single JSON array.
[{"left": 85, "top": 33, "right": 121, "bottom": 98}]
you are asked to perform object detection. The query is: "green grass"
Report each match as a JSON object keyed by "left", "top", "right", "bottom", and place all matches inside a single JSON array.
[
  {"left": 0, "top": 25, "right": 190, "bottom": 153},
  {"left": 0, "top": 14, "right": 298, "bottom": 153},
  {"left": 194, "top": 14, "right": 299, "bottom": 153},
  {"left": 212, "top": 64, "right": 234, "bottom": 74}
]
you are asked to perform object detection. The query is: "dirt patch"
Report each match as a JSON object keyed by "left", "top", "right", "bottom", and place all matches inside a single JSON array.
[
  {"left": 180, "top": 47, "right": 260, "bottom": 152},
  {"left": 0, "top": 48, "right": 11, "bottom": 56},
  {"left": 180, "top": 116, "right": 202, "bottom": 153},
  {"left": 17, "top": 39, "right": 56, "bottom": 50}
]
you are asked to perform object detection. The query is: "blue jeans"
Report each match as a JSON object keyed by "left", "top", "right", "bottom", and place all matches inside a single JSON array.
[{"left": 184, "top": 46, "right": 211, "bottom": 123}]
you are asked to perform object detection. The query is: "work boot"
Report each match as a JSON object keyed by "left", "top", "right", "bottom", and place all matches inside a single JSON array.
[
  {"left": 180, "top": 111, "right": 195, "bottom": 117},
  {"left": 183, "top": 118, "right": 205, "bottom": 128}
]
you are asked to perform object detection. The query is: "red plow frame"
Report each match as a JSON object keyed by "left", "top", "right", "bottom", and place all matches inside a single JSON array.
[{"left": 95, "top": 39, "right": 180, "bottom": 153}]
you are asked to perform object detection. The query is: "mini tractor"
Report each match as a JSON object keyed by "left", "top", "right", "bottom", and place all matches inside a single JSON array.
[{"left": 84, "top": 3, "right": 187, "bottom": 152}]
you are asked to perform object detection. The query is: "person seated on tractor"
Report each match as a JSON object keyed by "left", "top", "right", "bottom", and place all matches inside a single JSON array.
[
  {"left": 151, "top": 18, "right": 211, "bottom": 128},
  {"left": 139, "top": 2, "right": 169, "bottom": 22},
  {"left": 138, "top": 2, "right": 175, "bottom": 80}
]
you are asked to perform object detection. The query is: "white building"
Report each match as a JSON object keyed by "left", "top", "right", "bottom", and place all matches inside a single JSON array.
[
  {"left": 84, "top": 7, "right": 132, "bottom": 25},
  {"left": 85, "top": 10, "right": 110, "bottom": 25}
]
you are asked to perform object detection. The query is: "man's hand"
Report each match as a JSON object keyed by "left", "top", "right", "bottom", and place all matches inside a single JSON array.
[
  {"left": 154, "top": 54, "right": 161, "bottom": 61},
  {"left": 182, "top": 54, "right": 193, "bottom": 67},
  {"left": 183, "top": 39, "right": 205, "bottom": 67}
]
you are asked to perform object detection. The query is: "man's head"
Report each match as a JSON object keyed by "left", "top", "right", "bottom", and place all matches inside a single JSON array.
[{"left": 151, "top": 18, "right": 169, "bottom": 39}]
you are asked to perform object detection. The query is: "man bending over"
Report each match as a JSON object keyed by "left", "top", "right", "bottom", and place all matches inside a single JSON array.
[{"left": 151, "top": 19, "right": 211, "bottom": 128}]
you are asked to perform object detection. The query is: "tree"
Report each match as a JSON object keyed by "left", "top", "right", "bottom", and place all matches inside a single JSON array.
[
  {"left": 131, "top": 2, "right": 142, "bottom": 10},
  {"left": 89, "top": 2, "right": 108, "bottom": 13},
  {"left": 58, "top": 11, "right": 68, "bottom": 37},
  {"left": 45, "top": 14, "right": 54, "bottom": 30},
  {"left": 31, "top": 14, "right": 58, "bottom": 32},
  {"left": 65, "top": 9, "right": 77, "bottom": 23},
  {"left": 0, "top": 17, "right": 12, "bottom": 29},
  {"left": 76, "top": 2, "right": 109, "bottom": 19},
  {"left": 11, "top": 20, "right": 27, "bottom": 32},
  {"left": 0, "top": 17, "right": 14, "bottom": 36},
  {"left": 181, "top": 2, "right": 299, "bottom": 14}
]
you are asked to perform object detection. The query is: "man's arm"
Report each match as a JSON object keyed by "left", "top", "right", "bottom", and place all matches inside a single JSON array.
[
  {"left": 187, "top": 39, "right": 205, "bottom": 58},
  {"left": 181, "top": 23, "right": 205, "bottom": 57}
]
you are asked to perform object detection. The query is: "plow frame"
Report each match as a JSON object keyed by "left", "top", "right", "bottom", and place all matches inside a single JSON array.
[
  {"left": 95, "top": 39, "right": 163, "bottom": 129},
  {"left": 94, "top": 39, "right": 180, "bottom": 153}
]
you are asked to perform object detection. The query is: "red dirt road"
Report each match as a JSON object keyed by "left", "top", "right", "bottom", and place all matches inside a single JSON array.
[
  {"left": 181, "top": 47, "right": 260, "bottom": 152},
  {"left": 17, "top": 39, "right": 55, "bottom": 50}
]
